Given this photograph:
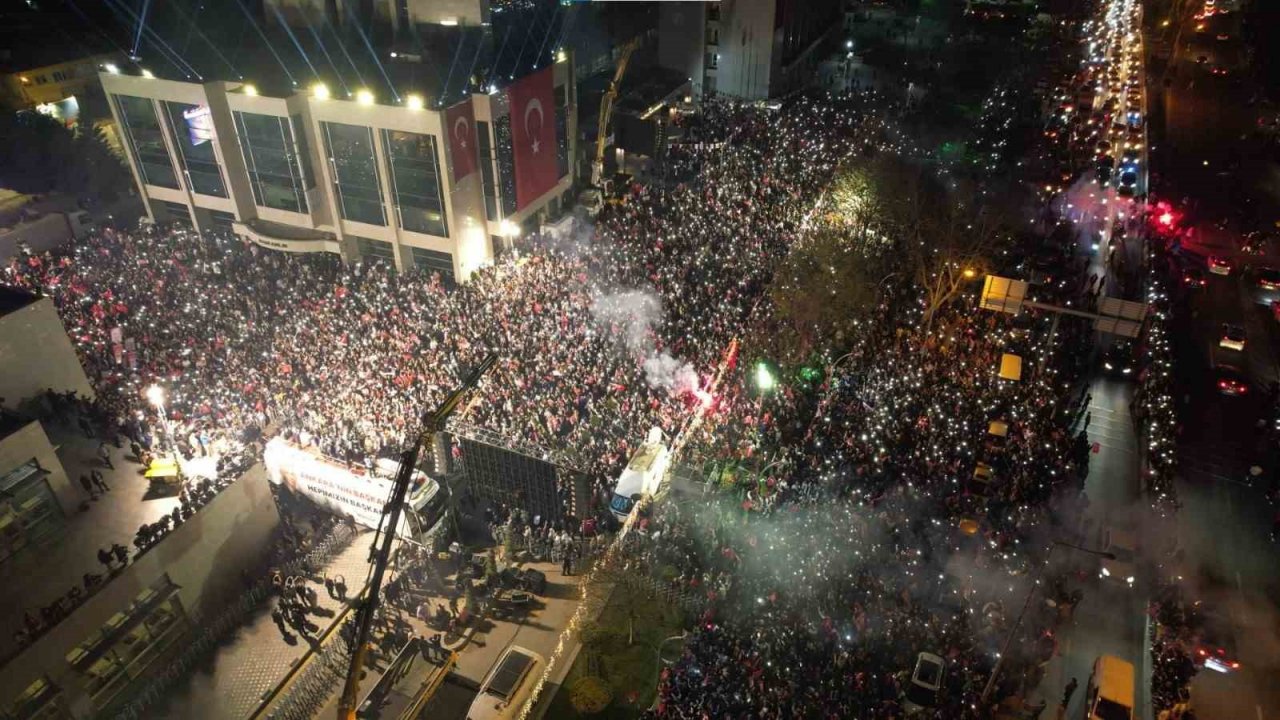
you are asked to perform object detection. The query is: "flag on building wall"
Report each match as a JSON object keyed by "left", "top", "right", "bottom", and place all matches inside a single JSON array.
[
  {"left": 506, "top": 66, "right": 559, "bottom": 211},
  {"left": 445, "top": 99, "right": 478, "bottom": 182}
]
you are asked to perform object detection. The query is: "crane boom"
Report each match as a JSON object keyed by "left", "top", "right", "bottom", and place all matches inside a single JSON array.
[
  {"left": 338, "top": 354, "right": 498, "bottom": 720},
  {"left": 591, "top": 38, "right": 642, "bottom": 189}
]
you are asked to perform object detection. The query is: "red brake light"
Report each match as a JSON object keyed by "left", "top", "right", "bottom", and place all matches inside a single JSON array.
[
  {"left": 1231, "top": 661, "right": 1241, "bottom": 669},
  {"left": 1218, "top": 381, "right": 1229, "bottom": 389},
  {"left": 1217, "top": 648, "right": 1226, "bottom": 655}
]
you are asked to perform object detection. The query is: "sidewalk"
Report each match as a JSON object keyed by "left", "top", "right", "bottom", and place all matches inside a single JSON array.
[{"left": 146, "top": 529, "right": 374, "bottom": 720}]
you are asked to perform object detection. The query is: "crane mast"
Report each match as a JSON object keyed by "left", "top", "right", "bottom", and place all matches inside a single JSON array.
[
  {"left": 591, "top": 38, "right": 642, "bottom": 189},
  {"left": 337, "top": 354, "right": 497, "bottom": 720}
]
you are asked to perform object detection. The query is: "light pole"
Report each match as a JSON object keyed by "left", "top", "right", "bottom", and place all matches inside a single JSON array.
[
  {"left": 979, "top": 540, "right": 1116, "bottom": 706},
  {"left": 145, "top": 384, "right": 170, "bottom": 455}
]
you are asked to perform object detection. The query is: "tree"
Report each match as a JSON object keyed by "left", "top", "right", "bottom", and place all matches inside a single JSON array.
[
  {"left": 568, "top": 675, "right": 612, "bottom": 715},
  {"left": 0, "top": 111, "right": 128, "bottom": 200},
  {"left": 766, "top": 162, "right": 899, "bottom": 363}
]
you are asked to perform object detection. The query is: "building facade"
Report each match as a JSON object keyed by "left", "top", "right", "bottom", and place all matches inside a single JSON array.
[
  {"left": 99, "top": 56, "right": 576, "bottom": 282},
  {"left": 659, "top": 0, "right": 842, "bottom": 100}
]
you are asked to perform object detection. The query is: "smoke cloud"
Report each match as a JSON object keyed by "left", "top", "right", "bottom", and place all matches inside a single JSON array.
[{"left": 590, "top": 289, "right": 702, "bottom": 394}]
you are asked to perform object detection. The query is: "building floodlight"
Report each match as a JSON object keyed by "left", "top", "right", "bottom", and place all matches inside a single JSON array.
[
  {"left": 104, "top": 63, "right": 120, "bottom": 75},
  {"left": 141, "top": 69, "right": 155, "bottom": 79},
  {"left": 312, "top": 83, "right": 330, "bottom": 100},
  {"left": 405, "top": 94, "right": 424, "bottom": 110},
  {"left": 243, "top": 84, "right": 258, "bottom": 96},
  {"left": 356, "top": 89, "right": 375, "bottom": 105}
]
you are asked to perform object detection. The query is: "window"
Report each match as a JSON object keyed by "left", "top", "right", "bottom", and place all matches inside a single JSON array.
[
  {"left": 162, "top": 201, "right": 191, "bottom": 226},
  {"left": 355, "top": 237, "right": 395, "bottom": 262},
  {"left": 380, "top": 129, "right": 448, "bottom": 237},
  {"left": 234, "top": 112, "right": 311, "bottom": 214},
  {"left": 410, "top": 247, "right": 455, "bottom": 283},
  {"left": 321, "top": 122, "right": 386, "bottom": 226},
  {"left": 114, "top": 94, "right": 179, "bottom": 189},
  {"left": 208, "top": 210, "right": 236, "bottom": 233},
  {"left": 706, "top": 52, "right": 718, "bottom": 70},
  {"left": 493, "top": 115, "right": 517, "bottom": 217},
  {"left": 552, "top": 85, "right": 568, "bottom": 179},
  {"left": 163, "top": 102, "right": 227, "bottom": 197},
  {"left": 476, "top": 121, "right": 499, "bottom": 221},
  {"left": 0, "top": 461, "right": 65, "bottom": 566}
]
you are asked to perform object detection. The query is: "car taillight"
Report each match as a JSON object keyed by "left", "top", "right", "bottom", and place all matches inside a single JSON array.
[
  {"left": 1218, "top": 381, "right": 1229, "bottom": 389},
  {"left": 1230, "top": 661, "right": 1240, "bottom": 669},
  {"left": 1198, "top": 648, "right": 1208, "bottom": 656}
]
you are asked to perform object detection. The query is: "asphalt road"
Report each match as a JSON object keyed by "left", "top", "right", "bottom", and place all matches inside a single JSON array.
[{"left": 1146, "top": 7, "right": 1280, "bottom": 719}]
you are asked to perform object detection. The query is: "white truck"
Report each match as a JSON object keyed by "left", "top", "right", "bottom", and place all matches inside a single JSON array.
[{"left": 263, "top": 437, "right": 446, "bottom": 539}]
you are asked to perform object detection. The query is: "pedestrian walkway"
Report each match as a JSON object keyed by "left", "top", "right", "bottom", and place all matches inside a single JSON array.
[
  {"left": 0, "top": 423, "right": 180, "bottom": 659},
  {"left": 146, "top": 530, "right": 374, "bottom": 720}
]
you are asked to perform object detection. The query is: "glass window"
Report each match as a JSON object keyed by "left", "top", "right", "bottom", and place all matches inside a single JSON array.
[
  {"left": 554, "top": 96, "right": 568, "bottom": 181},
  {"left": 162, "top": 102, "right": 227, "bottom": 197},
  {"left": 113, "top": 94, "right": 178, "bottom": 189},
  {"left": 0, "top": 461, "right": 64, "bottom": 567},
  {"left": 291, "top": 115, "right": 316, "bottom": 189},
  {"left": 410, "top": 247, "right": 455, "bottom": 283},
  {"left": 322, "top": 122, "right": 387, "bottom": 226},
  {"left": 233, "top": 112, "right": 310, "bottom": 214},
  {"left": 380, "top": 129, "right": 448, "bottom": 237},
  {"left": 476, "top": 121, "right": 499, "bottom": 221},
  {"left": 355, "top": 237, "right": 395, "bottom": 262},
  {"left": 493, "top": 115, "right": 517, "bottom": 216}
]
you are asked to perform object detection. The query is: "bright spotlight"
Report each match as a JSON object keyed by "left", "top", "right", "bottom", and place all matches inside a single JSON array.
[
  {"left": 145, "top": 385, "right": 166, "bottom": 407},
  {"left": 104, "top": 63, "right": 120, "bottom": 74},
  {"left": 556, "top": 49, "right": 567, "bottom": 63},
  {"left": 356, "top": 89, "right": 375, "bottom": 105},
  {"left": 243, "top": 84, "right": 258, "bottom": 96},
  {"left": 754, "top": 362, "right": 777, "bottom": 392},
  {"left": 405, "top": 94, "right": 424, "bottom": 110},
  {"left": 141, "top": 69, "right": 155, "bottom": 79},
  {"left": 312, "top": 83, "right": 330, "bottom": 100}
]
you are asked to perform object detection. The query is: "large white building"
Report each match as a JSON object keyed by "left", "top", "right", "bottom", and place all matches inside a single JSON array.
[
  {"left": 658, "top": 0, "right": 843, "bottom": 100},
  {"left": 100, "top": 53, "right": 576, "bottom": 282}
]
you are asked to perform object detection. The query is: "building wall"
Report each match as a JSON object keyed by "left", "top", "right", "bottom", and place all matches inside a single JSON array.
[
  {"left": 405, "top": 0, "right": 488, "bottom": 26},
  {"left": 0, "top": 54, "right": 121, "bottom": 112},
  {"left": 658, "top": 2, "right": 708, "bottom": 96},
  {"left": 99, "top": 57, "right": 575, "bottom": 281},
  {"left": 0, "top": 297, "right": 95, "bottom": 408},
  {"left": 0, "top": 463, "right": 280, "bottom": 718},
  {"left": 715, "top": 0, "right": 778, "bottom": 100},
  {"left": 0, "top": 420, "right": 78, "bottom": 520}
]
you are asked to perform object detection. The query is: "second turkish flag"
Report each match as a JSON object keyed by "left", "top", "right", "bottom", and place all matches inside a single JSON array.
[
  {"left": 445, "top": 100, "right": 477, "bottom": 183},
  {"left": 507, "top": 66, "right": 559, "bottom": 211}
]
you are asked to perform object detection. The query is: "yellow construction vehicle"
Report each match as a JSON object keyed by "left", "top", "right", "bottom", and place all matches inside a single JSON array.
[{"left": 337, "top": 354, "right": 497, "bottom": 720}]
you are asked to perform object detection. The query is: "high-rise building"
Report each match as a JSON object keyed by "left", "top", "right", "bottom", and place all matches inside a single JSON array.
[
  {"left": 98, "top": 0, "right": 577, "bottom": 282},
  {"left": 659, "top": 0, "right": 843, "bottom": 100}
]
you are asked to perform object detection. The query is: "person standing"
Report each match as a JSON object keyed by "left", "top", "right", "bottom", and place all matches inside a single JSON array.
[
  {"left": 1062, "top": 677, "right": 1078, "bottom": 708},
  {"left": 98, "top": 442, "right": 114, "bottom": 469},
  {"left": 79, "top": 474, "right": 97, "bottom": 500},
  {"left": 91, "top": 469, "right": 110, "bottom": 493}
]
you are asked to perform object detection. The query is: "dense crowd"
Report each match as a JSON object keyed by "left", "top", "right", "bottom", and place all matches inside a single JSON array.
[{"left": 1, "top": 84, "right": 1111, "bottom": 717}]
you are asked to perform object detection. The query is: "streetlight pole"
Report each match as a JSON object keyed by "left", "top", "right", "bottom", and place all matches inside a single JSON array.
[
  {"left": 979, "top": 540, "right": 1115, "bottom": 706},
  {"left": 145, "top": 384, "right": 175, "bottom": 458}
]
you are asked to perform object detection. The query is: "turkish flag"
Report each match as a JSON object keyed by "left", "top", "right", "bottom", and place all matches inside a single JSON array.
[
  {"left": 445, "top": 99, "right": 477, "bottom": 182},
  {"left": 507, "top": 66, "right": 559, "bottom": 210}
]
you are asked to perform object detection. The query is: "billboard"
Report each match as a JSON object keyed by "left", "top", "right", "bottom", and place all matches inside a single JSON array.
[{"left": 263, "top": 438, "right": 441, "bottom": 537}]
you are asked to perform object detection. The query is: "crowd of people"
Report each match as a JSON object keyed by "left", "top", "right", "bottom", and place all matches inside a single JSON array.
[{"left": 0, "top": 76, "right": 1116, "bottom": 717}]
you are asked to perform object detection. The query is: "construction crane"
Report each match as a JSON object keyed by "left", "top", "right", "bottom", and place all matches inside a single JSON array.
[
  {"left": 590, "top": 37, "right": 642, "bottom": 190},
  {"left": 337, "top": 353, "right": 497, "bottom": 720}
]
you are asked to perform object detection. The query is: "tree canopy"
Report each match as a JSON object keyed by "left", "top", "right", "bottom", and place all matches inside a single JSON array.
[{"left": 0, "top": 112, "right": 129, "bottom": 200}]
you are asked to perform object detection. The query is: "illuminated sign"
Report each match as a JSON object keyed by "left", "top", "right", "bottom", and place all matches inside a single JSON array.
[{"left": 183, "top": 105, "right": 214, "bottom": 145}]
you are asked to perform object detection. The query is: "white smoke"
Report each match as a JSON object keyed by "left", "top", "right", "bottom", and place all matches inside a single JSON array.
[{"left": 590, "top": 289, "right": 701, "bottom": 393}]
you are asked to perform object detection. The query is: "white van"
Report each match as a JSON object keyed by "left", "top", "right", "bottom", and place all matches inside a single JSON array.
[
  {"left": 466, "top": 645, "right": 546, "bottom": 720},
  {"left": 608, "top": 427, "right": 670, "bottom": 521}
]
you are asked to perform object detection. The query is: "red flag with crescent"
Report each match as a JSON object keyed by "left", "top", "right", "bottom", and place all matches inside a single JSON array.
[
  {"left": 445, "top": 99, "right": 477, "bottom": 182},
  {"left": 507, "top": 66, "right": 559, "bottom": 210}
]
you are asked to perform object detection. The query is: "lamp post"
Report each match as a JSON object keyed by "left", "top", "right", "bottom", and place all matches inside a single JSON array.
[
  {"left": 145, "top": 384, "right": 170, "bottom": 455},
  {"left": 979, "top": 540, "right": 1116, "bottom": 706}
]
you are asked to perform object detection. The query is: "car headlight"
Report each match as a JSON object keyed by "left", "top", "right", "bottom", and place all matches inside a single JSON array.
[
  {"left": 1122, "top": 367, "right": 1131, "bottom": 374},
  {"left": 1126, "top": 576, "right": 1135, "bottom": 584},
  {"left": 1105, "top": 362, "right": 1113, "bottom": 370},
  {"left": 1101, "top": 567, "right": 1111, "bottom": 577}
]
